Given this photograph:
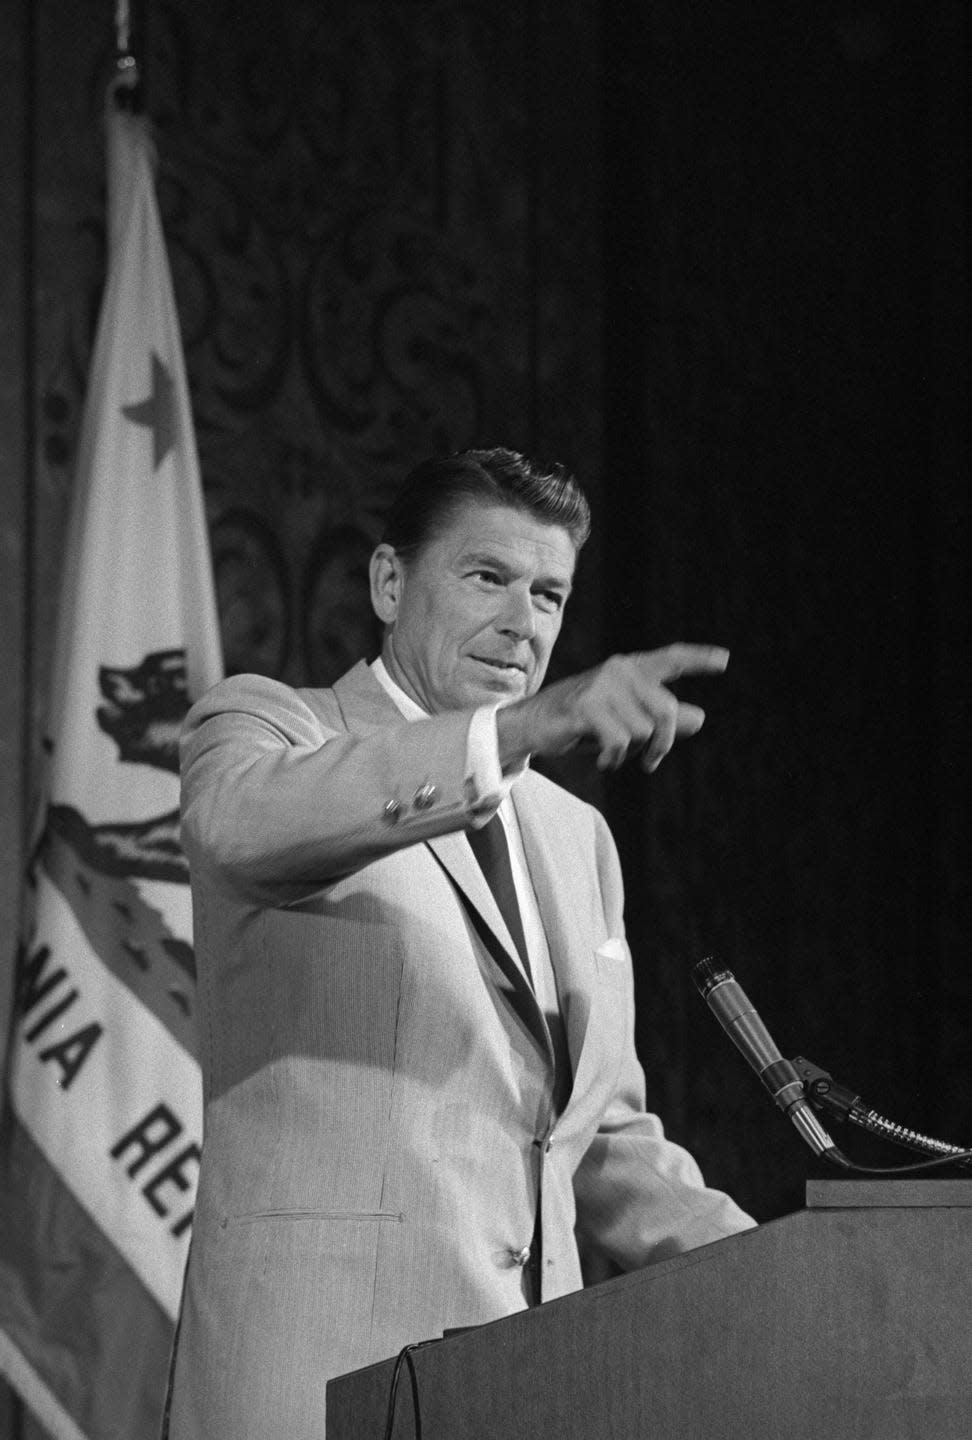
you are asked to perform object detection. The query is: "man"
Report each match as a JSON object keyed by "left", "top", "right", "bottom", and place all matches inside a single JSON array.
[{"left": 166, "top": 448, "right": 754, "bottom": 1440}]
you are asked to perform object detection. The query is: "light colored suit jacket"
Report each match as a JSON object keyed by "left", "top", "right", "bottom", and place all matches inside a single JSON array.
[{"left": 166, "top": 661, "right": 753, "bottom": 1440}]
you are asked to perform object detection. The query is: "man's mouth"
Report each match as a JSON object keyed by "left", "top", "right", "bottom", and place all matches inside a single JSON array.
[
  {"left": 472, "top": 656, "right": 524, "bottom": 671},
  {"left": 472, "top": 657, "right": 526, "bottom": 676}
]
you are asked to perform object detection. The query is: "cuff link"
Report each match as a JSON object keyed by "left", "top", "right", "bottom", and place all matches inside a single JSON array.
[
  {"left": 509, "top": 1245, "right": 531, "bottom": 1268},
  {"left": 412, "top": 782, "right": 437, "bottom": 811}
]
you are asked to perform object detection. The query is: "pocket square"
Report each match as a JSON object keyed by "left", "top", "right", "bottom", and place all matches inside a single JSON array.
[{"left": 595, "top": 936, "right": 630, "bottom": 973}]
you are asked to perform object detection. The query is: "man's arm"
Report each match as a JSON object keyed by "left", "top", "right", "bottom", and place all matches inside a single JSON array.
[
  {"left": 179, "top": 673, "right": 482, "bottom": 903},
  {"left": 181, "top": 643, "right": 730, "bottom": 904},
  {"left": 572, "top": 1056, "right": 757, "bottom": 1270}
]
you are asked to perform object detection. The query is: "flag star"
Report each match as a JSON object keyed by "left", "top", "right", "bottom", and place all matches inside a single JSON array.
[{"left": 122, "top": 351, "right": 176, "bottom": 469}]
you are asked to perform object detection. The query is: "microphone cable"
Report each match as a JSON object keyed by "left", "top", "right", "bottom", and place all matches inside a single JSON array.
[
  {"left": 791, "top": 1055, "right": 972, "bottom": 1175},
  {"left": 382, "top": 1337, "right": 440, "bottom": 1440},
  {"left": 820, "top": 1147, "right": 972, "bottom": 1175}
]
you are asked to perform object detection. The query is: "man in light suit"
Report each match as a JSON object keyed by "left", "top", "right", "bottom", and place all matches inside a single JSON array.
[{"left": 166, "top": 448, "right": 754, "bottom": 1439}]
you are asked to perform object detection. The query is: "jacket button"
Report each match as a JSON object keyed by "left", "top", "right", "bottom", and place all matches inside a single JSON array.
[
  {"left": 413, "top": 782, "right": 437, "bottom": 810},
  {"left": 383, "top": 799, "right": 402, "bottom": 823},
  {"left": 510, "top": 1246, "right": 531, "bottom": 1267}
]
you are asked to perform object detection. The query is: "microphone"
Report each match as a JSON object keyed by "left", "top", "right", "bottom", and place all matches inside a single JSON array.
[{"left": 693, "top": 956, "right": 850, "bottom": 1166}]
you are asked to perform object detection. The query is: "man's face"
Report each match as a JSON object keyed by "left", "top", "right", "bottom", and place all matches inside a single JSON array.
[{"left": 371, "top": 499, "right": 577, "bottom": 714}]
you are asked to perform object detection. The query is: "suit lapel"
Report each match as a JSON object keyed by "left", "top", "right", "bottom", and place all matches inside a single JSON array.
[
  {"left": 426, "top": 830, "right": 550, "bottom": 1058},
  {"left": 511, "top": 782, "right": 594, "bottom": 1082},
  {"left": 425, "top": 831, "right": 514, "bottom": 959}
]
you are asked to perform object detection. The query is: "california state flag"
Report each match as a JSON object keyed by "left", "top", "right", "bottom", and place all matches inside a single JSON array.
[{"left": 0, "top": 78, "right": 222, "bottom": 1440}]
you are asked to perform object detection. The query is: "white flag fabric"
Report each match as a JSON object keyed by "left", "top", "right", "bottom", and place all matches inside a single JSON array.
[{"left": 0, "top": 81, "right": 222, "bottom": 1440}]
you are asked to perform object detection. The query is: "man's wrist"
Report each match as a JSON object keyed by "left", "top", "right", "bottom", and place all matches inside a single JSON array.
[{"left": 495, "top": 698, "right": 539, "bottom": 771}]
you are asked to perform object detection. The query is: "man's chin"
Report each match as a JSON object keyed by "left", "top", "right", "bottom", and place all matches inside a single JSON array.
[{"left": 461, "top": 666, "right": 530, "bottom": 705}]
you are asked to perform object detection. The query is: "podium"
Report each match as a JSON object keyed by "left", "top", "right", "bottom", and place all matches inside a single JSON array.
[{"left": 326, "top": 1181, "right": 972, "bottom": 1438}]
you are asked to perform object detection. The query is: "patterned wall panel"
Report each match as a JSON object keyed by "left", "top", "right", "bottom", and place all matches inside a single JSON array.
[
  {"left": 32, "top": 0, "right": 603, "bottom": 696},
  {"left": 141, "top": 0, "right": 602, "bottom": 693}
]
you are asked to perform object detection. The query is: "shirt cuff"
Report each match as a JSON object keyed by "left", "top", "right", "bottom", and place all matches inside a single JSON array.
[{"left": 464, "top": 705, "right": 525, "bottom": 824}]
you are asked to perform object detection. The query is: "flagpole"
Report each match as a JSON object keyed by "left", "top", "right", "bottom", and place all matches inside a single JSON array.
[{"left": 114, "top": 0, "right": 131, "bottom": 62}]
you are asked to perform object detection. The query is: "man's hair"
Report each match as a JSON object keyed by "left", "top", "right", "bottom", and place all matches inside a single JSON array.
[{"left": 381, "top": 447, "right": 591, "bottom": 557}]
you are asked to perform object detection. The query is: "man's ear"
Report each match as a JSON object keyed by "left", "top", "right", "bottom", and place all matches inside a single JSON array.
[{"left": 369, "top": 543, "right": 405, "bottom": 624}]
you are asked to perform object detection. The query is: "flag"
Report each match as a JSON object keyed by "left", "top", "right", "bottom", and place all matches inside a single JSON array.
[{"left": 0, "top": 77, "right": 223, "bottom": 1440}]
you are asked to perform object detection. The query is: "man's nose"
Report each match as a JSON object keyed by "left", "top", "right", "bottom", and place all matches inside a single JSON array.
[{"left": 497, "top": 587, "right": 536, "bottom": 639}]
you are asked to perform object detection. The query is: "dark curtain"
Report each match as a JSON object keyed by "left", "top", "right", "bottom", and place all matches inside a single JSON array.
[{"left": 601, "top": 1, "right": 970, "bottom": 1221}]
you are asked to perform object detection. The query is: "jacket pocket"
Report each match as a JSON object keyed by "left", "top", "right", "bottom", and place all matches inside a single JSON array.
[{"left": 224, "top": 1208, "right": 405, "bottom": 1225}]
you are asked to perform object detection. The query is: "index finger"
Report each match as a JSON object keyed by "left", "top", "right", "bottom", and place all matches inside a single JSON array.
[{"left": 637, "top": 643, "right": 730, "bottom": 681}]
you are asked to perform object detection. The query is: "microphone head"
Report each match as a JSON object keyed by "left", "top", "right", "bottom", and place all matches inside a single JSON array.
[{"left": 692, "top": 955, "right": 735, "bottom": 999}]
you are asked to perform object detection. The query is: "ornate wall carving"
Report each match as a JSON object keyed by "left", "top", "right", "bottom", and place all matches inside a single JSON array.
[
  {"left": 34, "top": 0, "right": 603, "bottom": 695},
  {"left": 140, "top": 0, "right": 602, "bottom": 690}
]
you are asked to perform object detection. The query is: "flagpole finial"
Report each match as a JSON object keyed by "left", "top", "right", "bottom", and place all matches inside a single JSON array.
[{"left": 112, "top": 0, "right": 142, "bottom": 110}]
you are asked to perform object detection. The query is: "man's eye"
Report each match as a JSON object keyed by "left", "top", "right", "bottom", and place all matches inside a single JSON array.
[
  {"left": 473, "top": 570, "right": 501, "bottom": 585},
  {"left": 535, "top": 590, "right": 564, "bottom": 611}
]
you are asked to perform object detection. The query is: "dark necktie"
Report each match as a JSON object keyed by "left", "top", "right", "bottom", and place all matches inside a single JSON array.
[{"left": 467, "top": 814, "right": 533, "bottom": 987}]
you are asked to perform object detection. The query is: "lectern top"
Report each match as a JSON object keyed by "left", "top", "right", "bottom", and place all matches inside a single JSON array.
[{"left": 806, "top": 1178, "right": 972, "bottom": 1208}]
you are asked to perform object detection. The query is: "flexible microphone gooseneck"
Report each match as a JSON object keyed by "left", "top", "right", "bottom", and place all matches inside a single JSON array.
[{"left": 692, "top": 956, "right": 851, "bottom": 1168}]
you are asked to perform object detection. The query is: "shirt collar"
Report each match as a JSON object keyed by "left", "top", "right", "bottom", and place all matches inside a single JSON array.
[{"left": 371, "top": 655, "right": 428, "bottom": 721}]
